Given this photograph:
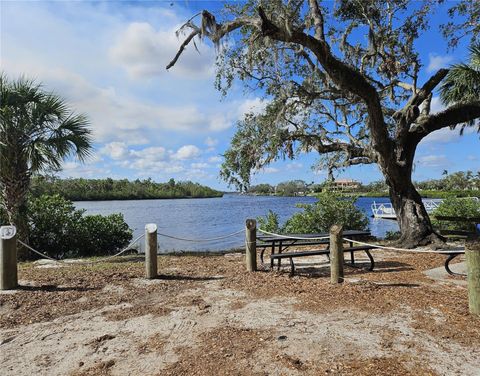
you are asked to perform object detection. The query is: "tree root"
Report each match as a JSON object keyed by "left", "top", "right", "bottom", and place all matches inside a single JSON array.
[{"left": 394, "top": 231, "right": 446, "bottom": 249}]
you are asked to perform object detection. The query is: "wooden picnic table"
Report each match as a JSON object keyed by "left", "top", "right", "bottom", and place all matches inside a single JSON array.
[{"left": 257, "top": 230, "right": 372, "bottom": 274}]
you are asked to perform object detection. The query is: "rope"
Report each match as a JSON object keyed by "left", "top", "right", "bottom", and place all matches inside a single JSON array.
[
  {"left": 18, "top": 233, "right": 145, "bottom": 265},
  {"left": 156, "top": 229, "right": 244, "bottom": 242},
  {"left": 19, "top": 241, "right": 58, "bottom": 261},
  {"left": 342, "top": 238, "right": 465, "bottom": 254},
  {"left": 257, "top": 228, "right": 330, "bottom": 241}
]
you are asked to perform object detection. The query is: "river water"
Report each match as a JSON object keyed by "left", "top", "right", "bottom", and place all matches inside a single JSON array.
[{"left": 74, "top": 194, "right": 399, "bottom": 252}]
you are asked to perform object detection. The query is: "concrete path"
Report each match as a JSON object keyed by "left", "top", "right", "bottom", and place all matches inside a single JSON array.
[{"left": 424, "top": 261, "right": 467, "bottom": 286}]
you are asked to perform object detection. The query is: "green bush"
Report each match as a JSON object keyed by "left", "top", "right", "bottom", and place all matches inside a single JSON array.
[
  {"left": 257, "top": 210, "right": 281, "bottom": 233},
  {"left": 0, "top": 205, "right": 7, "bottom": 225},
  {"left": 257, "top": 192, "right": 369, "bottom": 234},
  {"left": 432, "top": 197, "right": 480, "bottom": 232},
  {"left": 28, "top": 194, "right": 132, "bottom": 259},
  {"left": 283, "top": 192, "right": 369, "bottom": 233}
]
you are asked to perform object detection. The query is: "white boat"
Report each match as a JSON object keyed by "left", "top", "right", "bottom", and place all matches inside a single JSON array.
[{"left": 371, "top": 200, "right": 441, "bottom": 220}]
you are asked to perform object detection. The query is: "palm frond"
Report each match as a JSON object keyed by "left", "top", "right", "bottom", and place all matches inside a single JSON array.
[{"left": 440, "top": 42, "right": 480, "bottom": 105}]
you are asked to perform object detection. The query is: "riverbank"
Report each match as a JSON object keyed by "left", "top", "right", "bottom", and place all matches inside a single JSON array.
[
  {"left": 1, "top": 252, "right": 478, "bottom": 375},
  {"left": 251, "top": 190, "right": 480, "bottom": 199},
  {"left": 30, "top": 177, "right": 224, "bottom": 201},
  {"left": 356, "top": 190, "right": 480, "bottom": 199}
]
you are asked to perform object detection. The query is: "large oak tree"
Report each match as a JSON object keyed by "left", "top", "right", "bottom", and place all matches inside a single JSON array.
[{"left": 167, "top": 0, "right": 480, "bottom": 247}]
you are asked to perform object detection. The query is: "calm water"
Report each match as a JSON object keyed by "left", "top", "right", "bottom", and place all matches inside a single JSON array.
[{"left": 74, "top": 194, "right": 398, "bottom": 252}]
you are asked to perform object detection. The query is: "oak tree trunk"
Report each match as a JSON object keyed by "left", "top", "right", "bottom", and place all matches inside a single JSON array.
[
  {"left": 382, "top": 144, "right": 444, "bottom": 248},
  {"left": 389, "top": 181, "right": 443, "bottom": 248}
]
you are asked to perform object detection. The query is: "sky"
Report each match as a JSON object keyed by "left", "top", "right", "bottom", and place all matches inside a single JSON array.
[{"left": 1, "top": 0, "right": 478, "bottom": 190}]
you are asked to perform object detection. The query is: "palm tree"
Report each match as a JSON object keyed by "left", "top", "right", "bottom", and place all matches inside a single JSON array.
[
  {"left": 440, "top": 43, "right": 480, "bottom": 132},
  {"left": 0, "top": 74, "right": 92, "bottom": 258}
]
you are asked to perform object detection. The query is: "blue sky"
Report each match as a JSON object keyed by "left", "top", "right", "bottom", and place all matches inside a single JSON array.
[{"left": 1, "top": 1, "right": 478, "bottom": 190}]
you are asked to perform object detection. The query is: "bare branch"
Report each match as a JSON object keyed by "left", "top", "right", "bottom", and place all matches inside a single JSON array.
[
  {"left": 166, "top": 29, "right": 201, "bottom": 70},
  {"left": 166, "top": 11, "right": 260, "bottom": 70}
]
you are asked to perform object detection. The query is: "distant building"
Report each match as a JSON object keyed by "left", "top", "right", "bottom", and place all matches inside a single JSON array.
[{"left": 331, "top": 178, "right": 360, "bottom": 190}]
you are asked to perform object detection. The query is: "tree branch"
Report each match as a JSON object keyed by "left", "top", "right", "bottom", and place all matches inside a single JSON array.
[
  {"left": 166, "top": 12, "right": 259, "bottom": 70},
  {"left": 166, "top": 29, "right": 201, "bottom": 70},
  {"left": 167, "top": 7, "right": 392, "bottom": 160},
  {"left": 405, "top": 68, "right": 449, "bottom": 109},
  {"left": 410, "top": 100, "right": 480, "bottom": 135},
  {"left": 308, "top": 0, "right": 325, "bottom": 41},
  {"left": 254, "top": 6, "right": 392, "bottom": 159},
  {"left": 394, "top": 68, "right": 450, "bottom": 139}
]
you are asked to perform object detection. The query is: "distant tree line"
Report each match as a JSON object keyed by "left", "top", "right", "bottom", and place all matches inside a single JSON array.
[
  {"left": 249, "top": 180, "right": 322, "bottom": 196},
  {"left": 30, "top": 176, "right": 223, "bottom": 201},
  {"left": 248, "top": 171, "right": 480, "bottom": 197},
  {"left": 363, "top": 171, "right": 480, "bottom": 197}
]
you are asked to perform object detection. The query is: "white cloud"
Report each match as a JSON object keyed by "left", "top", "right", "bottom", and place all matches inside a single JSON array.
[
  {"left": 130, "top": 146, "right": 168, "bottom": 160},
  {"left": 286, "top": 162, "right": 303, "bottom": 170},
  {"left": 208, "top": 114, "right": 231, "bottom": 132},
  {"left": 172, "top": 145, "right": 201, "bottom": 160},
  {"left": 60, "top": 161, "right": 111, "bottom": 178},
  {"left": 205, "top": 137, "right": 218, "bottom": 148},
  {"left": 429, "top": 96, "right": 446, "bottom": 114},
  {"left": 416, "top": 155, "right": 450, "bottom": 168},
  {"left": 191, "top": 162, "right": 209, "bottom": 169},
  {"left": 427, "top": 54, "right": 454, "bottom": 73},
  {"left": 237, "top": 97, "right": 267, "bottom": 117},
  {"left": 109, "top": 22, "right": 215, "bottom": 79},
  {"left": 262, "top": 167, "right": 280, "bottom": 173},
  {"left": 101, "top": 142, "right": 129, "bottom": 160},
  {"left": 208, "top": 156, "right": 223, "bottom": 163},
  {"left": 420, "top": 123, "right": 476, "bottom": 145},
  {"left": 100, "top": 142, "right": 205, "bottom": 176}
]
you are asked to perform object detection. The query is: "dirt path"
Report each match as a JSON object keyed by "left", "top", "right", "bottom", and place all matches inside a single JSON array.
[{"left": 1, "top": 253, "right": 479, "bottom": 375}]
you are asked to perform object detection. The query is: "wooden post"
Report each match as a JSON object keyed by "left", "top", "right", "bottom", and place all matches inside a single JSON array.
[
  {"left": 145, "top": 223, "right": 158, "bottom": 279},
  {"left": 330, "top": 224, "right": 344, "bottom": 284},
  {"left": 0, "top": 226, "right": 18, "bottom": 290},
  {"left": 245, "top": 219, "right": 257, "bottom": 272},
  {"left": 466, "top": 236, "right": 480, "bottom": 315}
]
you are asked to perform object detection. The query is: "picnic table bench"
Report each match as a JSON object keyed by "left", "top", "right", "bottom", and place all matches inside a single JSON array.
[
  {"left": 433, "top": 215, "right": 480, "bottom": 277},
  {"left": 257, "top": 230, "right": 373, "bottom": 276}
]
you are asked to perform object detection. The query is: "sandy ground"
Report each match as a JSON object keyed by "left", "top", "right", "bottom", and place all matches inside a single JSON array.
[{"left": 0, "top": 251, "right": 479, "bottom": 376}]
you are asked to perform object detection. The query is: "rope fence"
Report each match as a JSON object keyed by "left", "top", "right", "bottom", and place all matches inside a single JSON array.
[
  {"left": 15, "top": 228, "right": 465, "bottom": 265},
  {"left": 17, "top": 233, "right": 145, "bottom": 265},
  {"left": 342, "top": 238, "right": 465, "bottom": 255},
  {"left": 257, "top": 228, "right": 465, "bottom": 255},
  {"left": 156, "top": 229, "right": 244, "bottom": 242},
  {"left": 257, "top": 228, "right": 330, "bottom": 241}
]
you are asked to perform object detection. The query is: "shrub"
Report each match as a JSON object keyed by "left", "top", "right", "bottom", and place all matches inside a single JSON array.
[
  {"left": 28, "top": 194, "right": 132, "bottom": 259},
  {"left": 257, "top": 192, "right": 369, "bottom": 235},
  {"left": 257, "top": 210, "right": 281, "bottom": 233},
  {"left": 283, "top": 192, "right": 369, "bottom": 233},
  {"left": 75, "top": 214, "right": 132, "bottom": 258},
  {"left": 0, "top": 205, "right": 7, "bottom": 225},
  {"left": 431, "top": 197, "right": 480, "bottom": 232}
]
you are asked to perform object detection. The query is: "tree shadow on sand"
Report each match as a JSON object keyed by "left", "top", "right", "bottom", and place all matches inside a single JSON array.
[
  {"left": 271, "top": 259, "right": 414, "bottom": 279},
  {"left": 17, "top": 284, "right": 98, "bottom": 292},
  {"left": 154, "top": 274, "right": 224, "bottom": 282}
]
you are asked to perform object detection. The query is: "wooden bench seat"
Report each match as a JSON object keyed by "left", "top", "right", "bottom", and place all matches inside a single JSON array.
[{"left": 270, "top": 246, "right": 375, "bottom": 276}]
